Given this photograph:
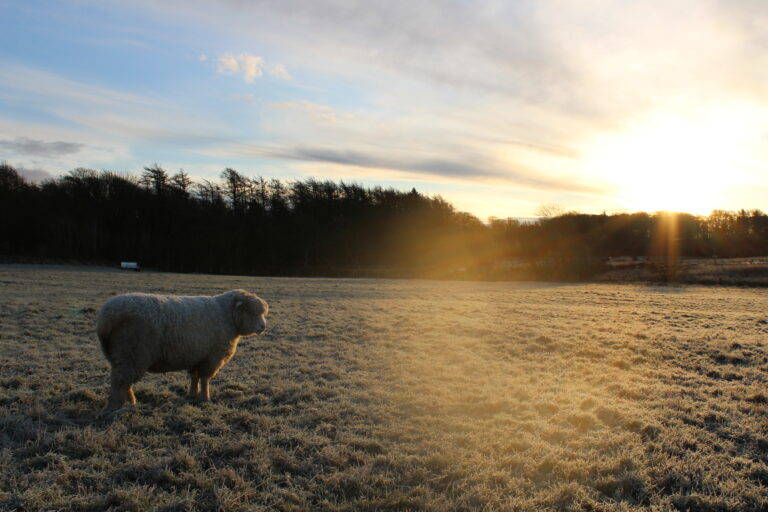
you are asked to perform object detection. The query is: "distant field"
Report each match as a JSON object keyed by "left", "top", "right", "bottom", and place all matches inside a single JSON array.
[
  {"left": 600, "top": 257, "right": 768, "bottom": 286},
  {"left": 2, "top": 265, "right": 768, "bottom": 511}
]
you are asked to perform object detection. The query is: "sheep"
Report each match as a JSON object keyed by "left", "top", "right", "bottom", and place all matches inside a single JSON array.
[{"left": 97, "top": 289, "right": 268, "bottom": 411}]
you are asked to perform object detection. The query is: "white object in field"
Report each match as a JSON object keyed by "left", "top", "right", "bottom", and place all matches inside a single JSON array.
[{"left": 120, "top": 262, "right": 141, "bottom": 271}]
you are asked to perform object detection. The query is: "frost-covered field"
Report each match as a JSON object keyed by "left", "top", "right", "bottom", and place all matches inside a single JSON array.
[{"left": 2, "top": 265, "right": 768, "bottom": 511}]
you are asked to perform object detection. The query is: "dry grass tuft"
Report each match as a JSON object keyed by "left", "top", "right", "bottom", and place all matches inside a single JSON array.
[{"left": 1, "top": 264, "right": 768, "bottom": 510}]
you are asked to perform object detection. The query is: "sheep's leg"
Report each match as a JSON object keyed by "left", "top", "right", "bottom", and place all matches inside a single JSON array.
[
  {"left": 103, "top": 356, "right": 146, "bottom": 411},
  {"left": 194, "top": 357, "right": 226, "bottom": 403},
  {"left": 187, "top": 369, "right": 200, "bottom": 398},
  {"left": 105, "top": 388, "right": 128, "bottom": 411},
  {"left": 105, "top": 369, "right": 137, "bottom": 411},
  {"left": 198, "top": 375, "right": 212, "bottom": 402}
]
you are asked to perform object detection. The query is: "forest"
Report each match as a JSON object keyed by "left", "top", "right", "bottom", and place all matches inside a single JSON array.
[{"left": 2, "top": 162, "right": 768, "bottom": 280}]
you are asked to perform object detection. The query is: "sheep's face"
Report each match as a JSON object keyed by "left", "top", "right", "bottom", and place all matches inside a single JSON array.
[{"left": 233, "top": 291, "right": 269, "bottom": 336}]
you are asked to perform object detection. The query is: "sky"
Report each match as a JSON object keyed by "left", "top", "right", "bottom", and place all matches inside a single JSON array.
[{"left": 1, "top": 0, "right": 767, "bottom": 220}]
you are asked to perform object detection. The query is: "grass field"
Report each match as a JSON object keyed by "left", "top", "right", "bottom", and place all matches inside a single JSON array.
[
  {"left": 599, "top": 257, "right": 768, "bottom": 287},
  {"left": 2, "top": 265, "right": 768, "bottom": 511}
]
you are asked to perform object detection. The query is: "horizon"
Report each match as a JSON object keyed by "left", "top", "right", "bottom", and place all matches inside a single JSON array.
[
  {"left": 8, "top": 161, "right": 763, "bottom": 224},
  {"left": 1, "top": 1, "right": 767, "bottom": 221}
]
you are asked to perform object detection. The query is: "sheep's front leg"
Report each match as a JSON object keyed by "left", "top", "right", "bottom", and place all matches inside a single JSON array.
[
  {"left": 187, "top": 369, "right": 200, "bottom": 398},
  {"left": 195, "top": 358, "right": 225, "bottom": 403},
  {"left": 105, "top": 369, "right": 138, "bottom": 411}
]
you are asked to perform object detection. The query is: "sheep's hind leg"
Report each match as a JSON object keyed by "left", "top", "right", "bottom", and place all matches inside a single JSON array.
[{"left": 187, "top": 369, "right": 200, "bottom": 398}]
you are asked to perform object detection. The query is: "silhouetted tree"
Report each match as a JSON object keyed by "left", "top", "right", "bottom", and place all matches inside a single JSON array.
[
  {"left": 141, "top": 164, "right": 169, "bottom": 196},
  {"left": 170, "top": 170, "right": 193, "bottom": 196},
  {"left": 2, "top": 162, "right": 767, "bottom": 280},
  {"left": 221, "top": 168, "right": 249, "bottom": 212}
]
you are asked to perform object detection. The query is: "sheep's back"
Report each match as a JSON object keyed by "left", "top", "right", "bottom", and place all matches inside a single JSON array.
[{"left": 99, "top": 293, "right": 236, "bottom": 370}]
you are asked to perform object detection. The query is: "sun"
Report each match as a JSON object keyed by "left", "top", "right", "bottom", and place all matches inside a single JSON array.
[{"left": 584, "top": 108, "right": 755, "bottom": 215}]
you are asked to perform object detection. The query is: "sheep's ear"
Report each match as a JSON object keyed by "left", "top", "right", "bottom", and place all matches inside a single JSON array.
[{"left": 232, "top": 298, "right": 246, "bottom": 333}]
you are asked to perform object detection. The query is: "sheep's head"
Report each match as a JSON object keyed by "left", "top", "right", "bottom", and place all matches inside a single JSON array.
[{"left": 232, "top": 289, "right": 269, "bottom": 336}]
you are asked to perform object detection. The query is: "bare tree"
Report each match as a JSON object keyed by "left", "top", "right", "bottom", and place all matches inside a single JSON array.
[{"left": 535, "top": 203, "right": 565, "bottom": 218}]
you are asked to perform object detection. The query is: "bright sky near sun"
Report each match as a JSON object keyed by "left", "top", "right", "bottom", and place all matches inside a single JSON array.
[{"left": 1, "top": 0, "right": 767, "bottom": 220}]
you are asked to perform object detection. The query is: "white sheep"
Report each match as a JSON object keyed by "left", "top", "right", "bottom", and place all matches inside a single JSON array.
[{"left": 97, "top": 289, "right": 268, "bottom": 411}]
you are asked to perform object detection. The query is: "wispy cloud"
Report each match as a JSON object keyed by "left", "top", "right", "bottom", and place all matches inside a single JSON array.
[
  {"left": 0, "top": 64, "right": 161, "bottom": 111},
  {"left": 157, "top": 0, "right": 768, "bottom": 122},
  {"left": 0, "top": 118, "right": 133, "bottom": 177},
  {"left": 268, "top": 101, "right": 337, "bottom": 124},
  {"left": 268, "top": 64, "right": 291, "bottom": 80},
  {"left": 0, "top": 64, "right": 230, "bottom": 145},
  {"left": 0, "top": 65, "right": 231, "bottom": 177},
  {"left": 0, "top": 137, "right": 84, "bottom": 157},
  {"left": 201, "top": 140, "right": 605, "bottom": 195},
  {"left": 233, "top": 93, "right": 259, "bottom": 106}
]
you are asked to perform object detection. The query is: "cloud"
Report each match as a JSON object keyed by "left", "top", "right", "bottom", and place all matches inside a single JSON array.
[
  {"left": 216, "top": 53, "right": 265, "bottom": 82},
  {"left": 13, "top": 165, "right": 54, "bottom": 182},
  {"left": 206, "top": 142, "right": 604, "bottom": 195},
  {"left": 248, "top": 90, "right": 605, "bottom": 196},
  {"left": 0, "top": 129, "right": 133, "bottom": 181},
  {"left": 156, "top": 1, "right": 573, "bottom": 105},
  {"left": 0, "top": 137, "right": 85, "bottom": 157},
  {"left": 8, "top": 1, "right": 766, "bottom": 216},
  {"left": 0, "top": 64, "right": 160, "bottom": 115},
  {"left": 233, "top": 93, "right": 259, "bottom": 106},
  {"left": 217, "top": 53, "right": 244, "bottom": 74},
  {"left": 0, "top": 64, "right": 232, "bottom": 147},
  {"left": 74, "top": 113, "right": 227, "bottom": 145},
  {"left": 214, "top": 52, "right": 290, "bottom": 82},
  {"left": 152, "top": 0, "right": 768, "bottom": 122},
  {"left": 0, "top": 119, "right": 134, "bottom": 177},
  {"left": 268, "top": 64, "right": 291, "bottom": 80},
  {"left": 267, "top": 101, "right": 337, "bottom": 124}
]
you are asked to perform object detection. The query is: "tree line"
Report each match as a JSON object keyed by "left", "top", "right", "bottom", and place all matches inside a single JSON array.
[{"left": 1, "top": 162, "right": 767, "bottom": 280}]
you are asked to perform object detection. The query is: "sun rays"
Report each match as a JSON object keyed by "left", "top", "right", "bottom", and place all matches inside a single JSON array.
[{"left": 584, "top": 105, "right": 761, "bottom": 215}]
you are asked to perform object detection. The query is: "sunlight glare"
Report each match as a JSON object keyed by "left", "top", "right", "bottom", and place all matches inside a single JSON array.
[{"left": 584, "top": 107, "right": 757, "bottom": 214}]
